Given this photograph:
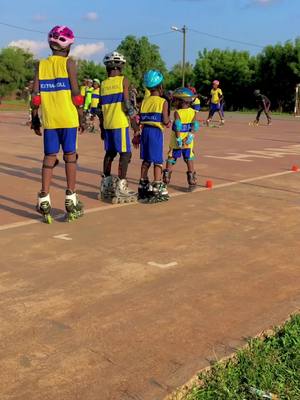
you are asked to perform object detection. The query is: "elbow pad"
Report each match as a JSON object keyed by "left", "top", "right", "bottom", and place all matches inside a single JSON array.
[
  {"left": 32, "top": 94, "right": 41, "bottom": 107},
  {"left": 72, "top": 95, "right": 84, "bottom": 107},
  {"left": 174, "top": 119, "right": 183, "bottom": 132},
  {"left": 193, "top": 121, "right": 200, "bottom": 132},
  {"left": 124, "top": 99, "right": 135, "bottom": 117}
]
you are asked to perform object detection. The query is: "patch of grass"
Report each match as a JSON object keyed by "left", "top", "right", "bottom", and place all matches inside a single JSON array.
[
  {"left": 187, "top": 314, "right": 300, "bottom": 400},
  {"left": 0, "top": 99, "right": 28, "bottom": 111}
]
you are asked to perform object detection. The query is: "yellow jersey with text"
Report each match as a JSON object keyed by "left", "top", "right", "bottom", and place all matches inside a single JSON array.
[
  {"left": 170, "top": 107, "right": 196, "bottom": 149},
  {"left": 100, "top": 76, "right": 129, "bottom": 129},
  {"left": 140, "top": 95, "right": 166, "bottom": 132},
  {"left": 39, "top": 55, "right": 78, "bottom": 129}
]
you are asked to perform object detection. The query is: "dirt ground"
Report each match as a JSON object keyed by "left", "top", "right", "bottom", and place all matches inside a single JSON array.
[{"left": 1, "top": 111, "right": 300, "bottom": 400}]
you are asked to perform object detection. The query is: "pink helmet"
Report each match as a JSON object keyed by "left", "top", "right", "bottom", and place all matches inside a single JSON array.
[
  {"left": 213, "top": 80, "right": 220, "bottom": 86},
  {"left": 48, "top": 26, "right": 75, "bottom": 49}
]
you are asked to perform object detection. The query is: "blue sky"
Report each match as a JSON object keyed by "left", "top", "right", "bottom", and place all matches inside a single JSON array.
[{"left": 0, "top": 0, "right": 299, "bottom": 67}]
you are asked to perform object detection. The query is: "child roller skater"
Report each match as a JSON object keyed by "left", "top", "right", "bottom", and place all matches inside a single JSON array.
[
  {"left": 163, "top": 88, "right": 199, "bottom": 191},
  {"left": 253, "top": 90, "right": 271, "bottom": 125},
  {"left": 31, "top": 25, "right": 84, "bottom": 223},
  {"left": 138, "top": 70, "right": 170, "bottom": 202},
  {"left": 206, "top": 80, "right": 224, "bottom": 126},
  {"left": 99, "top": 51, "right": 138, "bottom": 204}
]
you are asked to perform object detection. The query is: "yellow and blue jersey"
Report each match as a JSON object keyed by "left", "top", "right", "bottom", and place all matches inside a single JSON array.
[
  {"left": 39, "top": 55, "right": 78, "bottom": 129},
  {"left": 100, "top": 76, "right": 129, "bottom": 129},
  {"left": 192, "top": 97, "right": 201, "bottom": 112},
  {"left": 170, "top": 108, "right": 196, "bottom": 150},
  {"left": 140, "top": 95, "right": 166, "bottom": 132},
  {"left": 91, "top": 88, "right": 100, "bottom": 109},
  {"left": 211, "top": 88, "right": 222, "bottom": 104}
]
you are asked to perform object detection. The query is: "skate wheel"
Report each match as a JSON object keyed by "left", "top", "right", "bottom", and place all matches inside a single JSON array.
[{"left": 44, "top": 214, "right": 53, "bottom": 224}]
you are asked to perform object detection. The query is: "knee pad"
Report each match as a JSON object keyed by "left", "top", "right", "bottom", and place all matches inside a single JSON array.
[
  {"left": 142, "top": 160, "right": 151, "bottom": 169},
  {"left": 167, "top": 158, "right": 177, "bottom": 165},
  {"left": 119, "top": 152, "right": 132, "bottom": 164},
  {"left": 63, "top": 152, "right": 78, "bottom": 164},
  {"left": 43, "top": 155, "right": 59, "bottom": 169},
  {"left": 104, "top": 151, "right": 117, "bottom": 162},
  {"left": 154, "top": 163, "right": 163, "bottom": 171}
]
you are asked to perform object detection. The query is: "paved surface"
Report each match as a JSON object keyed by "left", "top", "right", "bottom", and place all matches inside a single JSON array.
[{"left": 1, "top": 112, "right": 300, "bottom": 400}]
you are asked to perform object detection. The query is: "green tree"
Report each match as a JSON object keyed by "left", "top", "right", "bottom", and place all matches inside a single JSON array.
[
  {"left": 117, "top": 35, "right": 167, "bottom": 90},
  {"left": 256, "top": 39, "right": 300, "bottom": 111},
  {"left": 194, "top": 49, "right": 256, "bottom": 110},
  {"left": 76, "top": 59, "right": 107, "bottom": 83},
  {"left": 166, "top": 62, "right": 195, "bottom": 89},
  {"left": 0, "top": 47, "right": 35, "bottom": 100}
]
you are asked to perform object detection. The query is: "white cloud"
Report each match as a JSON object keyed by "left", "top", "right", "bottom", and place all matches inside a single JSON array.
[
  {"left": 71, "top": 42, "right": 105, "bottom": 60},
  {"left": 32, "top": 14, "right": 47, "bottom": 22},
  {"left": 8, "top": 40, "right": 48, "bottom": 55},
  {"left": 84, "top": 11, "right": 99, "bottom": 21}
]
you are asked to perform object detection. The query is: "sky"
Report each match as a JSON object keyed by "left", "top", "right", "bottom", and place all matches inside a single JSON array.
[{"left": 0, "top": 0, "right": 299, "bottom": 67}]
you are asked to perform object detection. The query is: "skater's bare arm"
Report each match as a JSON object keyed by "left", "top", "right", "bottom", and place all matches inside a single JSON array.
[
  {"left": 174, "top": 110, "right": 181, "bottom": 138},
  {"left": 31, "top": 62, "right": 42, "bottom": 136},
  {"left": 123, "top": 77, "right": 139, "bottom": 133},
  {"left": 67, "top": 58, "right": 84, "bottom": 133},
  {"left": 162, "top": 100, "right": 170, "bottom": 126}
]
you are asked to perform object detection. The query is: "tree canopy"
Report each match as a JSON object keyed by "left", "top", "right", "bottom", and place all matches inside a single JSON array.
[{"left": 2, "top": 37, "right": 300, "bottom": 111}]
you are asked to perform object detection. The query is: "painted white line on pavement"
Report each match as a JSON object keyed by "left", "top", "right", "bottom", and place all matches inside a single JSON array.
[
  {"left": 148, "top": 261, "right": 178, "bottom": 269},
  {"left": 0, "top": 170, "right": 295, "bottom": 233},
  {"left": 53, "top": 234, "right": 72, "bottom": 241}
]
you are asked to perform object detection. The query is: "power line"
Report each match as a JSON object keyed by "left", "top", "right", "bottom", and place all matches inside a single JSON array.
[
  {"left": 0, "top": 21, "right": 173, "bottom": 41},
  {"left": 189, "top": 28, "right": 264, "bottom": 49}
]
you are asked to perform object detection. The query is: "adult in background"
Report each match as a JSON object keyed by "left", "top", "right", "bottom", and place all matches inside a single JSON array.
[{"left": 253, "top": 90, "right": 271, "bottom": 125}]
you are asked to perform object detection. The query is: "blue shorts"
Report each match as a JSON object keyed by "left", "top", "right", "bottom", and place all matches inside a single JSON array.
[
  {"left": 169, "top": 148, "right": 194, "bottom": 161},
  {"left": 140, "top": 125, "right": 164, "bottom": 164},
  {"left": 44, "top": 127, "right": 77, "bottom": 155},
  {"left": 210, "top": 103, "right": 220, "bottom": 114},
  {"left": 104, "top": 127, "right": 131, "bottom": 153},
  {"left": 192, "top": 104, "right": 201, "bottom": 112}
]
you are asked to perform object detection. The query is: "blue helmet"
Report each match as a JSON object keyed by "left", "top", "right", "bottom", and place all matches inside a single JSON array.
[
  {"left": 143, "top": 70, "right": 164, "bottom": 89},
  {"left": 173, "top": 87, "right": 195, "bottom": 102}
]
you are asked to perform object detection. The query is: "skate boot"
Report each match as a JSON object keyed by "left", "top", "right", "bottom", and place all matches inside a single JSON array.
[
  {"left": 99, "top": 175, "right": 118, "bottom": 202},
  {"left": 249, "top": 120, "right": 259, "bottom": 127},
  {"left": 36, "top": 192, "right": 53, "bottom": 224},
  {"left": 267, "top": 119, "right": 272, "bottom": 126},
  {"left": 65, "top": 190, "right": 84, "bottom": 222},
  {"left": 221, "top": 119, "right": 225, "bottom": 125},
  {"left": 138, "top": 178, "right": 152, "bottom": 201},
  {"left": 206, "top": 119, "right": 211, "bottom": 127},
  {"left": 148, "top": 181, "right": 169, "bottom": 203},
  {"left": 187, "top": 171, "right": 197, "bottom": 191},
  {"left": 163, "top": 169, "right": 172, "bottom": 185},
  {"left": 112, "top": 178, "right": 137, "bottom": 204}
]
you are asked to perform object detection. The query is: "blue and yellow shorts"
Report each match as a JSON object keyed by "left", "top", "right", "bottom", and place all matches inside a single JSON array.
[
  {"left": 168, "top": 147, "right": 195, "bottom": 162},
  {"left": 104, "top": 127, "right": 131, "bottom": 153}
]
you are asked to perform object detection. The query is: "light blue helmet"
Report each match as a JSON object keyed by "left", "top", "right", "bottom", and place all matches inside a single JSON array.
[
  {"left": 173, "top": 87, "right": 195, "bottom": 102},
  {"left": 143, "top": 70, "right": 164, "bottom": 89}
]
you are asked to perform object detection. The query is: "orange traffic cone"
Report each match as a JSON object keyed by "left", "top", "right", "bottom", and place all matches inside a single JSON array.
[
  {"left": 291, "top": 165, "right": 299, "bottom": 172},
  {"left": 206, "top": 180, "right": 213, "bottom": 189}
]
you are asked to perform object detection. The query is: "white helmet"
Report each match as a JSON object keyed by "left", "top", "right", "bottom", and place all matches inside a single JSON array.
[{"left": 103, "top": 51, "right": 126, "bottom": 68}]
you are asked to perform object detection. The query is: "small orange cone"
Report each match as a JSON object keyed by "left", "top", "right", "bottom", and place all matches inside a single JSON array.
[
  {"left": 291, "top": 165, "right": 299, "bottom": 172},
  {"left": 206, "top": 180, "right": 213, "bottom": 189}
]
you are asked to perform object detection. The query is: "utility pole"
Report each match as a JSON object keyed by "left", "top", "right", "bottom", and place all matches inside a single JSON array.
[{"left": 171, "top": 25, "right": 187, "bottom": 87}]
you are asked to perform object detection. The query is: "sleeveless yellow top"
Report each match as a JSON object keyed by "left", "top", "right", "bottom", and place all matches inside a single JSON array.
[
  {"left": 140, "top": 95, "right": 166, "bottom": 132},
  {"left": 170, "top": 107, "right": 196, "bottom": 149},
  {"left": 100, "top": 76, "right": 129, "bottom": 129},
  {"left": 39, "top": 56, "right": 78, "bottom": 129},
  {"left": 91, "top": 88, "right": 100, "bottom": 108}
]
